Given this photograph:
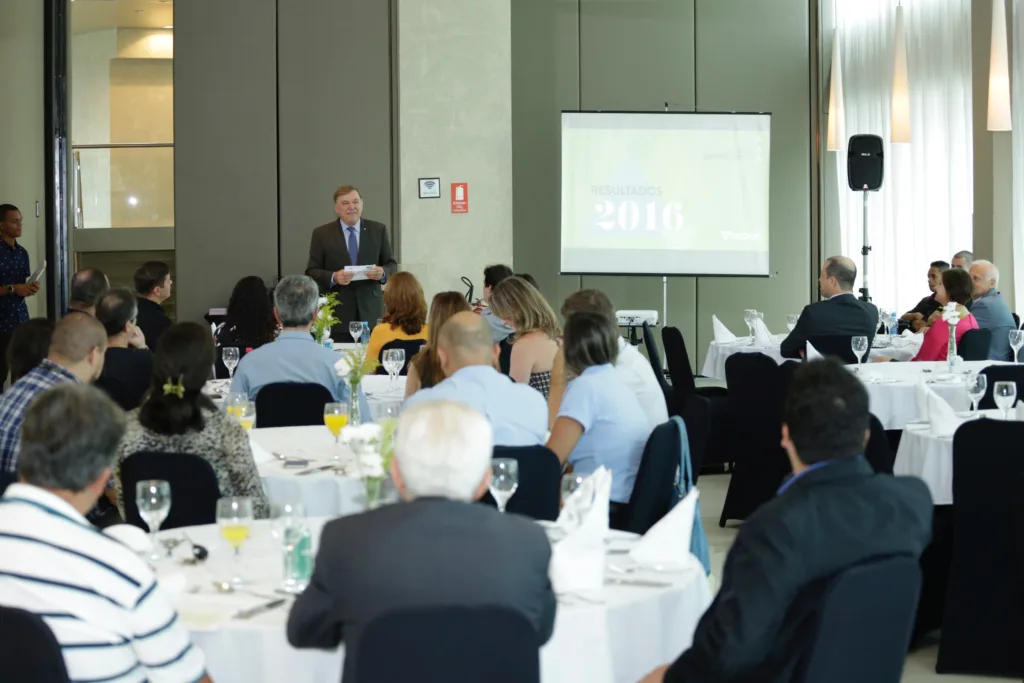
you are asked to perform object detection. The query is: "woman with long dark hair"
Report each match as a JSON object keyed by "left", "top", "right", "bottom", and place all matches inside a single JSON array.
[
  {"left": 215, "top": 276, "right": 278, "bottom": 377},
  {"left": 113, "top": 322, "right": 269, "bottom": 518}
]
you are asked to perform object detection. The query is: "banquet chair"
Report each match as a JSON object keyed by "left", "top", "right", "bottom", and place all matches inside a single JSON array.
[
  {"left": 478, "top": 445, "right": 561, "bottom": 521},
  {"left": 498, "top": 336, "right": 513, "bottom": 375},
  {"left": 254, "top": 382, "right": 334, "bottom": 427},
  {"left": 788, "top": 556, "right": 921, "bottom": 683},
  {"left": 978, "top": 365, "right": 1024, "bottom": 409},
  {"left": 355, "top": 606, "right": 540, "bottom": 683},
  {"left": 618, "top": 420, "right": 680, "bottom": 533},
  {"left": 642, "top": 322, "right": 674, "bottom": 413},
  {"left": 0, "top": 606, "right": 70, "bottom": 683},
  {"left": 679, "top": 393, "right": 711, "bottom": 483},
  {"left": 374, "top": 339, "right": 425, "bottom": 376},
  {"left": 120, "top": 452, "right": 220, "bottom": 530},
  {"left": 806, "top": 335, "right": 858, "bottom": 364},
  {"left": 937, "top": 418, "right": 1024, "bottom": 678},
  {"left": 663, "top": 326, "right": 730, "bottom": 470},
  {"left": 718, "top": 353, "right": 794, "bottom": 526},
  {"left": 864, "top": 413, "right": 894, "bottom": 474},
  {"left": 956, "top": 328, "right": 991, "bottom": 361},
  {"left": 661, "top": 326, "right": 727, "bottom": 407}
]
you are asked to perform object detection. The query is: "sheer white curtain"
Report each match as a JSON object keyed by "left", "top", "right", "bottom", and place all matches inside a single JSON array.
[
  {"left": 835, "top": 0, "right": 973, "bottom": 314},
  {"left": 1013, "top": 0, "right": 1024, "bottom": 307}
]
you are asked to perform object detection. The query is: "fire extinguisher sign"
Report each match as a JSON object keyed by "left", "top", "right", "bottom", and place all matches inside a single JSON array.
[{"left": 451, "top": 183, "right": 468, "bottom": 214}]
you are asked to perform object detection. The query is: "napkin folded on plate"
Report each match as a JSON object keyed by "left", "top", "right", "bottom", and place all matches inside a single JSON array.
[
  {"left": 629, "top": 488, "right": 699, "bottom": 568},
  {"left": 712, "top": 315, "right": 737, "bottom": 344},
  {"left": 916, "top": 382, "right": 964, "bottom": 437},
  {"left": 806, "top": 341, "right": 824, "bottom": 361},
  {"left": 104, "top": 523, "right": 153, "bottom": 552},
  {"left": 752, "top": 318, "right": 774, "bottom": 346},
  {"left": 549, "top": 467, "right": 611, "bottom": 593},
  {"left": 248, "top": 437, "right": 277, "bottom": 465}
]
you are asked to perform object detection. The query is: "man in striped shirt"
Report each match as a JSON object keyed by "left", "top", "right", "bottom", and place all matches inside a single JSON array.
[{"left": 0, "top": 383, "right": 211, "bottom": 683}]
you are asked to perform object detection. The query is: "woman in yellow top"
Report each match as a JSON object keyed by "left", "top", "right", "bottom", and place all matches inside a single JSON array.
[{"left": 366, "top": 271, "right": 429, "bottom": 366}]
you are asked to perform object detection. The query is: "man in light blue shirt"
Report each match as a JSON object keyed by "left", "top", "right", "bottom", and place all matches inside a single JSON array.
[
  {"left": 231, "top": 274, "right": 370, "bottom": 414},
  {"left": 969, "top": 260, "right": 1016, "bottom": 361},
  {"left": 403, "top": 312, "right": 547, "bottom": 446}
]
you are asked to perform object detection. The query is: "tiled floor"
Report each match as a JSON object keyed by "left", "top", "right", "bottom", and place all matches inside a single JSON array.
[{"left": 697, "top": 473, "right": 1014, "bottom": 683}]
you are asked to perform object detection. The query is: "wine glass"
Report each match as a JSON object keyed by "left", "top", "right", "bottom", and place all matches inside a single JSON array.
[
  {"left": 349, "top": 322, "right": 364, "bottom": 344},
  {"left": 224, "top": 392, "right": 247, "bottom": 417},
  {"left": 324, "top": 402, "right": 349, "bottom": 461},
  {"left": 851, "top": 336, "right": 869, "bottom": 368},
  {"left": 994, "top": 381, "right": 1017, "bottom": 420},
  {"left": 136, "top": 480, "right": 171, "bottom": 562},
  {"left": 234, "top": 401, "right": 256, "bottom": 431},
  {"left": 742, "top": 309, "right": 757, "bottom": 344},
  {"left": 383, "top": 348, "right": 405, "bottom": 386},
  {"left": 561, "top": 473, "right": 586, "bottom": 503},
  {"left": 489, "top": 458, "right": 519, "bottom": 513},
  {"left": 370, "top": 401, "right": 400, "bottom": 423},
  {"left": 966, "top": 373, "right": 987, "bottom": 415},
  {"left": 1010, "top": 330, "right": 1024, "bottom": 364},
  {"left": 217, "top": 496, "right": 254, "bottom": 584},
  {"left": 222, "top": 347, "right": 240, "bottom": 378},
  {"left": 786, "top": 314, "right": 799, "bottom": 332}
]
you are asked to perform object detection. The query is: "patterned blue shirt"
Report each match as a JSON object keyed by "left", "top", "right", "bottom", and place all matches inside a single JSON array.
[
  {"left": 0, "top": 239, "right": 30, "bottom": 333},
  {"left": 0, "top": 360, "right": 78, "bottom": 474}
]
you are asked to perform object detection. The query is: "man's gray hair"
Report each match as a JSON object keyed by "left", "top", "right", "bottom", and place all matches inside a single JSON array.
[
  {"left": 394, "top": 400, "right": 493, "bottom": 501},
  {"left": 18, "top": 384, "right": 126, "bottom": 491},
  {"left": 953, "top": 250, "right": 974, "bottom": 266},
  {"left": 274, "top": 275, "right": 320, "bottom": 328},
  {"left": 973, "top": 259, "right": 1000, "bottom": 288}
]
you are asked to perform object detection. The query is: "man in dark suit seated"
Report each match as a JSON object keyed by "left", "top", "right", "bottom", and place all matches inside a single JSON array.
[
  {"left": 780, "top": 256, "right": 878, "bottom": 359},
  {"left": 639, "top": 358, "right": 933, "bottom": 683},
  {"left": 287, "top": 400, "right": 556, "bottom": 680},
  {"left": 93, "top": 287, "right": 153, "bottom": 411},
  {"left": 901, "top": 260, "right": 948, "bottom": 332}
]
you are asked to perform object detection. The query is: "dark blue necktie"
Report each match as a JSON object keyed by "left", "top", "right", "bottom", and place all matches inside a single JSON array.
[{"left": 346, "top": 227, "right": 359, "bottom": 266}]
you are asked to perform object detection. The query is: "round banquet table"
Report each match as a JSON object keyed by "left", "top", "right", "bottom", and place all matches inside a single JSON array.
[
  {"left": 161, "top": 520, "right": 712, "bottom": 683},
  {"left": 204, "top": 375, "right": 407, "bottom": 408}
]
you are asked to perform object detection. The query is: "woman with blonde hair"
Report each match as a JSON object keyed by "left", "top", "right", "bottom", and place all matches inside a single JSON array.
[
  {"left": 404, "top": 291, "right": 472, "bottom": 398},
  {"left": 489, "top": 276, "right": 560, "bottom": 398},
  {"left": 366, "top": 271, "right": 429, "bottom": 365}
]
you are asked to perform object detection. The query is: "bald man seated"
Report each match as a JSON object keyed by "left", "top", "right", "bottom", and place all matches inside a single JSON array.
[
  {"left": 780, "top": 256, "right": 879, "bottom": 360},
  {"left": 402, "top": 312, "right": 548, "bottom": 446}
]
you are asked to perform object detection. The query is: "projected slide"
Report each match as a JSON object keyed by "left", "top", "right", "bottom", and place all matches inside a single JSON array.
[{"left": 560, "top": 112, "right": 771, "bottom": 276}]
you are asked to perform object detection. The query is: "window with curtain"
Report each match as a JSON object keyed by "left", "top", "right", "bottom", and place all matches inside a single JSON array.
[{"left": 835, "top": 0, "right": 973, "bottom": 314}]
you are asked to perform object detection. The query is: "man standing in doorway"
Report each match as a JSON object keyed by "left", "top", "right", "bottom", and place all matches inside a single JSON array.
[
  {"left": 0, "top": 205, "right": 40, "bottom": 389},
  {"left": 306, "top": 185, "right": 397, "bottom": 337}
]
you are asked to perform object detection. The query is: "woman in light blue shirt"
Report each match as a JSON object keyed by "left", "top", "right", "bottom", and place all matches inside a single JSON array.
[{"left": 547, "top": 312, "right": 652, "bottom": 517}]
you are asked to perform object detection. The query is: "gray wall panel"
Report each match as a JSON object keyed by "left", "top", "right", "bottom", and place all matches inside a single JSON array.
[
  {"left": 174, "top": 0, "right": 278, "bottom": 323},
  {"left": 277, "top": 0, "right": 393, "bottom": 280}
]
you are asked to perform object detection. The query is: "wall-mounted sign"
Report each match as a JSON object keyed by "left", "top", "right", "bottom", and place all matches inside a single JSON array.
[
  {"left": 418, "top": 178, "right": 441, "bottom": 199},
  {"left": 451, "top": 182, "right": 468, "bottom": 213}
]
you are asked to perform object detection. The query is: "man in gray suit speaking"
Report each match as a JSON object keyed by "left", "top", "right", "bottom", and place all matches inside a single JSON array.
[
  {"left": 305, "top": 185, "right": 398, "bottom": 336},
  {"left": 287, "top": 400, "right": 556, "bottom": 679}
]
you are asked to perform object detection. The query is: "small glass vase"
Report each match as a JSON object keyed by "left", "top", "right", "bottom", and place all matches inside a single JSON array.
[
  {"left": 364, "top": 477, "right": 383, "bottom": 510},
  {"left": 348, "top": 380, "right": 362, "bottom": 426},
  {"left": 947, "top": 322, "right": 958, "bottom": 370}
]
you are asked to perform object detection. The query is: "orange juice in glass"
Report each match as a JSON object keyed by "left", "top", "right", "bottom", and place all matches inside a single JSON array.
[{"left": 324, "top": 403, "right": 349, "bottom": 461}]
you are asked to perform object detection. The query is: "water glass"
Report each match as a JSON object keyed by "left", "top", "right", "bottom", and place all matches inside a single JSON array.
[
  {"left": 222, "top": 347, "right": 240, "bottom": 379},
  {"left": 994, "top": 381, "right": 1017, "bottom": 420},
  {"left": 234, "top": 401, "right": 256, "bottom": 431},
  {"left": 270, "top": 503, "right": 311, "bottom": 594},
  {"left": 349, "top": 322, "right": 364, "bottom": 344},
  {"left": 382, "top": 348, "right": 405, "bottom": 385},
  {"left": 851, "top": 336, "right": 869, "bottom": 367},
  {"left": 742, "top": 309, "right": 757, "bottom": 344},
  {"left": 136, "top": 480, "right": 171, "bottom": 562},
  {"left": 561, "top": 474, "right": 586, "bottom": 503},
  {"left": 224, "top": 392, "right": 247, "bottom": 416},
  {"left": 216, "top": 497, "right": 254, "bottom": 584},
  {"left": 370, "top": 401, "right": 401, "bottom": 423},
  {"left": 966, "top": 373, "right": 987, "bottom": 414},
  {"left": 786, "top": 314, "right": 799, "bottom": 332},
  {"left": 489, "top": 458, "right": 519, "bottom": 513},
  {"left": 1010, "top": 330, "right": 1024, "bottom": 364},
  {"left": 888, "top": 312, "right": 899, "bottom": 336}
]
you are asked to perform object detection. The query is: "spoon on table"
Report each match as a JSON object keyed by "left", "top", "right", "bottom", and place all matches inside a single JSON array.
[{"left": 212, "top": 582, "right": 283, "bottom": 600}]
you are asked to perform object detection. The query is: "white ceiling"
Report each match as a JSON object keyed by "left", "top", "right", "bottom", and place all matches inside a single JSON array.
[{"left": 72, "top": 0, "right": 174, "bottom": 35}]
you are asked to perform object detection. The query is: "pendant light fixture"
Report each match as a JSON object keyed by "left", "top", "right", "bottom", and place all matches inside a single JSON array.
[
  {"left": 890, "top": 2, "right": 911, "bottom": 143},
  {"left": 987, "top": 0, "right": 1011, "bottom": 130}
]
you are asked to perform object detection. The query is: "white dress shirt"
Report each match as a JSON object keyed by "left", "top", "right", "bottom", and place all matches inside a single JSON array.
[{"left": 615, "top": 337, "right": 669, "bottom": 429}]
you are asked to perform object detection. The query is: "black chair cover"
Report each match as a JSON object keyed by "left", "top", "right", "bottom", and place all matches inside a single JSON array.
[
  {"left": 642, "top": 322, "right": 674, "bottom": 413},
  {"left": 864, "top": 413, "right": 894, "bottom": 474},
  {"left": 937, "top": 418, "right": 1024, "bottom": 678},
  {"left": 679, "top": 393, "right": 711, "bottom": 482},
  {"left": 479, "top": 446, "right": 561, "bottom": 521},
  {"left": 662, "top": 326, "right": 728, "bottom": 405},
  {"left": 355, "top": 606, "right": 540, "bottom": 683},
  {"left": 255, "top": 382, "right": 334, "bottom": 428},
  {"left": 957, "top": 328, "right": 991, "bottom": 361},
  {"left": 978, "top": 365, "right": 1024, "bottom": 409},
  {"left": 120, "top": 451, "right": 221, "bottom": 530},
  {"left": 375, "top": 339, "right": 426, "bottom": 376},
  {"left": 620, "top": 420, "right": 680, "bottom": 534},
  {"left": 498, "top": 336, "right": 513, "bottom": 375},
  {"left": 0, "top": 606, "right": 70, "bottom": 683}
]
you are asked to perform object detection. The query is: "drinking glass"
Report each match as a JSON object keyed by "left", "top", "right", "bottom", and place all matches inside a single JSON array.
[
  {"left": 270, "top": 503, "right": 310, "bottom": 594},
  {"left": 489, "top": 458, "right": 519, "bottom": 513},
  {"left": 383, "top": 348, "right": 405, "bottom": 386},
  {"left": 560, "top": 474, "right": 586, "bottom": 503},
  {"left": 1010, "top": 330, "right": 1024, "bottom": 364},
  {"left": 994, "top": 381, "right": 1017, "bottom": 420},
  {"left": 376, "top": 318, "right": 383, "bottom": 328},
  {"left": 370, "top": 401, "right": 400, "bottom": 423},
  {"left": 136, "top": 480, "right": 171, "bottom": 562},
  {"left": 349, "top": 322, "right": 364, "bottom": 344},
  {"left": 216, "top": 497, "right": 254, "bottom": 584},
  {"left": 851, "top": 336, "right": 869, "bottom": 367},
  {"left": 324, "top": 402, "right": 349, "bottom": 461},
  {"left": 966, "top": 373, "right": 987, "bottom": 415},
  {"left": 234, "top": 401, "right": 256, "bottom": 431},
  {"left": 786, "top": 314, "right": 799, "bottom": 332},
  {"left": 742, "top": 309, "right": 757, "bottom": 344},
  {"left": 222, "top": 347, "right": 240, "bottom": 379},
  {"left": 224, "top": 392, "right": 247, "bottom": 417},
  {"left": 888, "top": 312, "right": 899, "bottom": 335}
]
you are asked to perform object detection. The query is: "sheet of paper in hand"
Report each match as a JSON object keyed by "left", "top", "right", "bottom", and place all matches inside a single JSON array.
[{"left": 344, "top": 265, "right": 373, "bottom": 282}]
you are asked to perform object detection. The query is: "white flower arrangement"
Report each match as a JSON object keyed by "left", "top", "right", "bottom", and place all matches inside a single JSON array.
[
  {"left": 941, "top": 302, "right": 964, "bottom": 325},
  {"left": 342, "top": 423, "right": 385, "bottom": 479}
]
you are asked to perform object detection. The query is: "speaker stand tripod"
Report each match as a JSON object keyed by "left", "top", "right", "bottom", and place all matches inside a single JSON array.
[{"left": 858, "top": 189, "right": 872, "bottom": 303}]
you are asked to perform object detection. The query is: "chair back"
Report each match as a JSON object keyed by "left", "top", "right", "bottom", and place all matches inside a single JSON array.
[
  {"left": 355, "top": 606, "right": 540, "bottom": 683},
  {"left": 937, "top": 418, "right": 1024, "bottom": 677},
  {"left": 622, "top": 421, "right": 680, "bottom": 533},
  {"left": 376, "top": 339, "right": 426, "bottom": 376},
  {"left": 498, "top": 336, "right": 514, "bottom": 375},
  {"left": 479, "top": 446, "right": 561, "bottom": 521},
  {"left": 978, "top": 365, "right": 1024, "bottom": 409},
  {"left": 0, "top": 606, "right": 70, "bottom": 682},
  {"left": 791, "top": 556, "right": 921, "bottom": 683},
  {"left": 254, "top": 382, "right": 334, "bottom": 427},
  {"left": 120, "top": 451, "right": 220, "bottom": 530},
  {"left": 661, "top": 326, "right": 696, "bottom": 403},
  {"left": 806, "top": 335, "right": 858, "bottom": 364},
  {"left": 642, "top": 322, "right": 674, "bottom": 412},
  {"left": 957, "top": 328, "right": 991, "bottom": 361},
  {"left": 864, "top": 413, "right": 894, "bottom": 474}
]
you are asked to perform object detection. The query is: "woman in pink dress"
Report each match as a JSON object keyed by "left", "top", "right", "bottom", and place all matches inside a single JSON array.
[{"left": 910, "top": 267, "right": 978, "bottom": 362}]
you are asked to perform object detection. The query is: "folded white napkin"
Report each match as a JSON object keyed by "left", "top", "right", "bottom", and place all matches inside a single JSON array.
[
  {"left": 103, "top": 523, "right": 153, "bottom": 552},
  {"left": 752, "top": 318, "right": 774, "bottom": 346},
  {"left": 902, "top": 329, "right": 916, "bottom": 338},
  {"left": 806, "top": 341, "right": 824, "bottom": 361},
  {"left": 549, "top": 467, "right": 611, "bottom": 593},
  {"left": 248, "top": 437, "right": 277, "bottom": 465},
  {"left": 629, "top": 488, "right": 699, "bottom": 568},
  {"left": 712, "top": 315, "right": 737, "bottom": 344},
  {"left": 916, "top": 382, "right": 964, "bottom": 437}
]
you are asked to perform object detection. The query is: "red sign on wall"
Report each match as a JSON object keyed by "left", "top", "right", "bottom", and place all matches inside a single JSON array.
[{"left": 451, "top": 182, "right": 469, "bottom": 214}]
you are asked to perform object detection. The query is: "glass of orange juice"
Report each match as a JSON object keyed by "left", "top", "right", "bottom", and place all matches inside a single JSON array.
[
  {"left": 216, "top": 496, "right": 254, "bottom": 584},
  {"left": 324, "top": 402, "right": 349, "bottom": 461},
  {"left": 224, "top": 392, "right": 247, "bottom": 417},
  {"left": 236, "top": 401, "right": 256, "bottom": 431}
]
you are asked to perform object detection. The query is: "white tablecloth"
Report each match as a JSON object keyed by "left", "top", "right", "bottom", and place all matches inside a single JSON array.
[
  {"left": 164, "top": 519, "right": 712, "bottom": 683},
  {"left": 701, "top": 334, "right": 922, "bottom": 381},
  {"left": 204, "top": 375, "right": 406, "bottom": 409},
  {"left": 893, "top": 409, "right": 1006, "bottom": 505}
]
